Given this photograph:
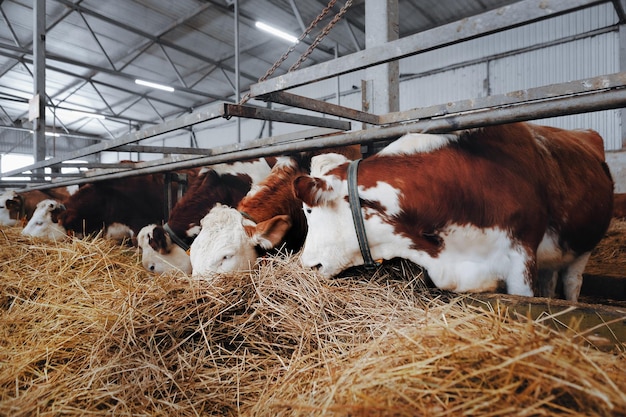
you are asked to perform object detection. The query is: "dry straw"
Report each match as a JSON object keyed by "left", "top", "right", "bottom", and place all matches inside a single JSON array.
[{"left": 1, "top": 224, "right": 625, "bottom": 416}]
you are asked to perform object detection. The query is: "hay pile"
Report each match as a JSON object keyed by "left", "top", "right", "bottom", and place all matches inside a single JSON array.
[
  {"left": 1, "top": 226, "right": 626, "bottom": 416},
  {"left": 585, "top": 219, "right": 626, "bottom": 277}
]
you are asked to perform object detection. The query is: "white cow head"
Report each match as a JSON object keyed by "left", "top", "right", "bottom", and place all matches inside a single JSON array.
[
  {"left": 189, "top": 203, "right": 290, "bottom": 277},
  {"left": 292, "top": 155, "right": 363, "bottom": 278},
  {"left": 137, "top": 224, "right": 191, "bottom": 274},
  {"left": 0, "top": 190, "right": 21, "bottom": 226},
  {"left": 21, "top": 199, "right": 67, "bottom": 241}
]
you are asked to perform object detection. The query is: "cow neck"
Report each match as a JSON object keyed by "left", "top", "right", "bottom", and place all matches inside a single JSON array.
[
  {"left": 347, "top": 159, "right": 380, "bottom": 269},
  {"left": 163, "top": 223, "right": 190, "bottom": 252}
]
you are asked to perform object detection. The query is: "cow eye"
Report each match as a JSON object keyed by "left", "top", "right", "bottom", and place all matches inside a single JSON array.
[
  {"left": 36, "top": 221, "right": 43, "bottom": 226},
  {"left": 304, "top": 207, "right": 312, "bottom": 214},
  {"left": 223, "top": 254, "right": 232, "bottom": 260}
]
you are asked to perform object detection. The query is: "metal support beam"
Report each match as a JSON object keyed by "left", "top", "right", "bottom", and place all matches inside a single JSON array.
[
  {"left": 113, "top": 145, "right": 215, "bottom": 155},
  {"left": 220, "top": 103, "right": 352, "bottom": 130},
  {"left": 381, "top": 71, "right": 626, "bottom": 125},
  {"left": 612, "top": 0, "right": 626, "bottom": 22},
  {"left": 618, "top": 21, "right": 626, "bottom": 149},
  {"left": 364, "top": 0, "right": 399, "bottom": 115},
  {"left": 1, "top": 102, "right": 227, "bottom": 178},
  {"left": 234, "top": 0, "right": 241, "bottom": 142},
  {"left": 249, "top": 0, "right": 603, "bottom": 97},
  {"left": 18, "top": 75, "right": 626, "bottom": 191},
  {"left": 260, "top": 91, "right": 380, "bottom": 124},
  {"left": 32, "top": 0, "right": 46, "bottom": 168}
]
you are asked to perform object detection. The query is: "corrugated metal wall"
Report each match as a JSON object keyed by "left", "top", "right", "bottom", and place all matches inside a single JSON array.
[{"left": 133, "top": 2, "right": 622, "bottom": 156}]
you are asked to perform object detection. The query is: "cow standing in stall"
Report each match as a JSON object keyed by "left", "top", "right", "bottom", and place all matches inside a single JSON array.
[
  {"left": 291, "top": 122, "right": 613, "bottom": 302},
  {"left": 137, "top": 158, "right": 276, "bottom": 274},
  {"left": 189, "top": 145, "right": 362, "bottom": 276}
]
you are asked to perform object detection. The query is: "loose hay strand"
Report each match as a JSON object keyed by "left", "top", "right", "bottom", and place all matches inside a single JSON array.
[{"left": 1, "top": 226, "right": 626, "bottom": 416}]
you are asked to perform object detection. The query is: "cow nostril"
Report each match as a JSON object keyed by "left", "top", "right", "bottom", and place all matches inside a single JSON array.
[{"left": 312, "top": 263, "right": 322, "bottom": 271}]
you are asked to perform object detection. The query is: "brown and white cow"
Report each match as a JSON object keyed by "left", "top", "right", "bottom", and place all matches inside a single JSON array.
[
  {"left": 138, "top": 224, "right": 192, "bottom": 274},
  {"left": 17, "top": 188, "right": 73, "bottom": 221},
  {"left": 0, "top": 190, "right": 21, "bottom": 226},
  {"left": 138, "top": 158, "right": 275, "bottom": 274},
  {"left": 57, "top": 169, "right": 199, "bottom": 241},
  {"left": 0, "top": 187, "right": 73, "bottom": 226},
  {"left": 189, "top": 145, "right": 362, "bottom": 277},
  {"left": 292, "top": 122, "right": 613, "bottom": 302},
  {"left": 21, "top": 199, "right": 67, "bottom": 240}
]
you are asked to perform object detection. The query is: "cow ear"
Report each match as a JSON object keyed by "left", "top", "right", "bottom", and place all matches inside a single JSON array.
[
  {"left": 151, "top": 226, "right": 171, "bottom": 254},
  {"left": 293, "top": 175, "right": 331, "bottom": 206},
  {"left": 50, "top": 207, "right": 65, "bottom": 224},
  {"left": 5, "top": 199, "right": 21, "bottom": 210},
  {"left": 251, "top": 215, "right": 292, "bottom": 250}
]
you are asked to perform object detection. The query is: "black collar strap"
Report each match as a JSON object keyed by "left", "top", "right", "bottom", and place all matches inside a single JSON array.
[
  {"left": 239, "top": 210, "right": 257, "bottom": 223},
  {"left": 347, "top": 159, "right": 379, "bottom": 269},
  {"left": 163, "top": 223, "right": 190, "bottom": 252}
]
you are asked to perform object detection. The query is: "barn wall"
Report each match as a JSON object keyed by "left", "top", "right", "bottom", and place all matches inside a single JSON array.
[
  {"left": 100, "top": 2, "right": 625, "bottom": 185},
  {"left": 163, "top": 2, "right": 621, "bottom": 150}
]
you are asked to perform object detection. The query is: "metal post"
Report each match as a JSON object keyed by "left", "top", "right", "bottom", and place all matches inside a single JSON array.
[
  {"left": 32, "top": 0, "right": 46, "bottom": 168},
  {"left": 234, "top": 0, "right": 241, "bottom": 142},
  {"left": 358, "top": 0, "right": 399, "bottom": 116},
  {"left": 335, "top": 43, "right": 341, "bottom": 107},
  {"left": 619, "top": 22, "right": 626, "bottom": 149}
]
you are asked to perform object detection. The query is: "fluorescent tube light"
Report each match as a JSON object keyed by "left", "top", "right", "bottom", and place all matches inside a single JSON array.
[
  {"left": 135, "top": 79, "right": 175, "bottom": 92},
  {"left": 255, "top": 21, "right": 299, "bottom": 44},
  {"left": 45, "top": 131, "right": 60, "bottom": 137}
]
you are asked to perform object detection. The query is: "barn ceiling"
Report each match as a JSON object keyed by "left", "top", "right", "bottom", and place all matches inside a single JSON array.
[{"left": 0, "top": 0, "right": 526, "bottom": 145}]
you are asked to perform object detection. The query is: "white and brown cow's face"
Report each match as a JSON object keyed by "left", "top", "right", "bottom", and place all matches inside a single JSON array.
[
  {"left": 0, "top": 190, "right": 20, "bottom": 226},
  {"left": 21, "top": 199, "right": 67, "bottom": 241},
  {"left": 137, "top": 224, "right": 191, "bottom": 275},
  {"left": 293, "top": 154, "right": 407, "bottom": 278},
  {"left": 189, "top": 203, "right": 291, "bottom": 277}
]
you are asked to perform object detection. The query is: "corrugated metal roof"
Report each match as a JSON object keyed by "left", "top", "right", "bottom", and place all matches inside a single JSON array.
[{"left": 0, "top": 0, "right": 529, "bottom": 145}]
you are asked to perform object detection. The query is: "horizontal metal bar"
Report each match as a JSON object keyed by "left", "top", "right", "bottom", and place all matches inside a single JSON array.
[
  {"left": 221, "top": 103, "right": 352, "bottom": 130},
  {"left": 260, "top": 91, "right": 380, "bottom": 125},
  {"left": 381, "top": 71, "right": 626, "bottom": 124},
  {"left": 66, "top": 127, "right": 346, "bottom": 179},
  {"left": 114, "top": 145, "right": 214, "bottom": 155},
  {"left": 49, "top": 162, "right": 137, "bottom": 169},
  {"left": 22, "top": 82, "right": 626, "bottom": 191},
  {"left": 0, "top": 101, "right": 227, "bottom": 178},
  {"left": 2, "top": 172, "right": 83, "bottom": 179},
  {"left": 249, "top": 0, "right": 602, "bottom": 97}
]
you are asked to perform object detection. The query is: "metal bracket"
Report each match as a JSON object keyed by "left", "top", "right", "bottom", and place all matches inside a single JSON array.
[
  {"left": 260, "top": 91, "right": 380, "bottom": 125},
  {"left": 221, "top": 103, "right": 351, "bottom": 131}
]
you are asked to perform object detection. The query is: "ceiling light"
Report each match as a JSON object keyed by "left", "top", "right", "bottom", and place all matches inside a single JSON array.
[
  {"left": 255, "top": 21, "right": 299, "bottom": 44},
  {"left": 135, "top": 79, "right": 175, "bottom": 92},
  {"left": 45, "top": 131, "right": 60, "bottom": 137}
]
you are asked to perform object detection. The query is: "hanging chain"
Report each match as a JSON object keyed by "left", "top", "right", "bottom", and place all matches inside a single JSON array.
[
  {"left": 238, "top": 0, "right": 352, "bottom": 105},
  {"left": 289, "top": 0, "right": 352, "bottom": 72}
]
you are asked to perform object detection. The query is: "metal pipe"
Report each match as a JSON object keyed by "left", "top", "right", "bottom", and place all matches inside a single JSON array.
[
  {"left": 32, "top": 0, "right": 46, "bottom": 169},
  {"left": 20, "top": 86, "right": 626, "bottom": 191},
  {"left": 234, "top": 0, "right": 241, "bottom": 143}
]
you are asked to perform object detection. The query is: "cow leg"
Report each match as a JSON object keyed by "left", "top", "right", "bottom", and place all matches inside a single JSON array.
[
  {"left": 561, "top": 252, "right": 591, "bottom": 303},
  {"left": 537, "top": 269, "right": 558, "bottom": 298},
  {"left": 505, "top": 250, "right": 534, "bottom": 297}
]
